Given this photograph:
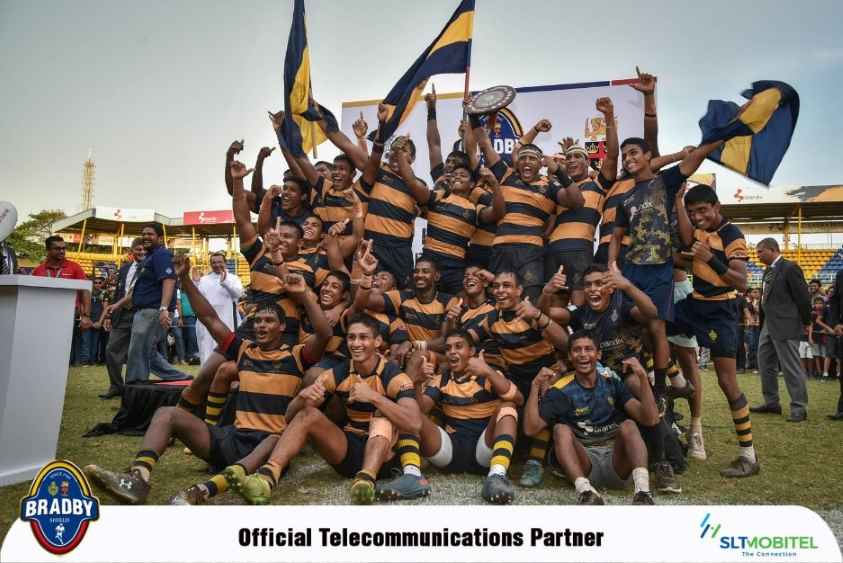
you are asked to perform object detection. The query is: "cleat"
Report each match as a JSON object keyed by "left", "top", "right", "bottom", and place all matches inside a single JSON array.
[
  {"left": 688, "top": 432, "right": 707, "bottom": 461},
  {"left": 632, "top": 491, "right": 655, "bottom": 505},
  {"left": 482, "top": 474, "right": 515, "bottom": 505},
  {"left": 654, "top": 462, "right": 682, "bottom": 494},
  {"left": 183, "top": 447, "right": 193, "bottom": 456},
  {"left": 518, "top": 460, "right": 544, "bottom": 488},
  {"left": 167, "top": 485, "right": 206, "bottom": 505},
  {"left": 719, "top": 456, "right": 761, "bottom": 478},
  {"left": 655, "top": 393, "right": 668, "bottom": 419},
  {"left": 83, "top": 465, "right": 150, "bottom": 505},
  {"left": 667, "top": 380, "right": 695, "bottom": 401},
  {"left": 576, "top": 490, "right": 605, "bottom": 505},
  {"left": 375, "top": 474, "right": 431, "bottom": 501},
  {"left": 223, "top": 465, "right": 248, "bottom": 493},
  {"left": 237, "top": 474, "right": 272, "bottom": 505},
  {"left": 351, "top": 479, "right": 376, "bottom": 505}
]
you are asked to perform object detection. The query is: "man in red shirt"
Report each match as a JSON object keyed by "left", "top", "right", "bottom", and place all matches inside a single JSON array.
[{"left": 33, "top": 235, "right": 93, "bottom": 331}]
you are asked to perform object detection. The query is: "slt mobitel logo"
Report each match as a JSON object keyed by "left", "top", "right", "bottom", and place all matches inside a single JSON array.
[
  {"left": 19, "top": 460, "right": 100, "bottom": 554},
  {"left": 699, "top": 512, "right": 818, "bottom": 557}
]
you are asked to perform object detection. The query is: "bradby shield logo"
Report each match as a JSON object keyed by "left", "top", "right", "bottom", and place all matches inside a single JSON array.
[
  {"left": 20, "top": 460, "right": 99, "bottom": 554},
  {"left": 479, "top": 109, "right": 524, "bottom": 165}
]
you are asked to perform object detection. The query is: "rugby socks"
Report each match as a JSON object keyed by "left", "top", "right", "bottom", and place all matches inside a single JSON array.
[
  {"left": 632, "top": 467, "right": 650, "bottom": 494},
  {"left": 574, "top": 477, "right": 596, "bottom": 495},
  {"left": 177, "top": 395, "right": 200, "bottom": 412},
  {"left": 489, "top": 434, "right": 515, "bottom": 477},
  {"left": 729, "top": 394, "right": 756, "bottom": 463},
  {"left": 199, "top": 472, "right": 231, "bottom": 500},
  {"left": 204, "top": 392, "right": 227, "bottom": 426},
  {"left": 256, "top": 461, "right": 284, "bottom": 490},
  {"left": 528, "top": 430, "right": 551, "bottom": 465},
  {"left": 397, "top": 434, "right": 422, "bottom": 477},
  {"left": 131, "top": 449, "right": 159, "bottom": 483},
  {"left": 666, "top": 359, "right": 687, "bottom": 388}
]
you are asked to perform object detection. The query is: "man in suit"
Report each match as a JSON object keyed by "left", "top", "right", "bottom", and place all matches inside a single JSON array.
[
  {"left": 828, "top": 269, "right": 843, "bottom": 420},
  {"left": 751, "top": 238, "right": 811, "bottom": 422}
]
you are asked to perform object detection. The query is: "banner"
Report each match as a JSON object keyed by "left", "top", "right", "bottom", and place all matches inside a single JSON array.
[
  {"left": 93, "top": 207, "right": 155, "bottom": 223},
  {"left": 2, "top": 505, "right": 840, "bottom": 562},
  {"left": 182, "top": 210, "right": 235, "bottom": 225}
]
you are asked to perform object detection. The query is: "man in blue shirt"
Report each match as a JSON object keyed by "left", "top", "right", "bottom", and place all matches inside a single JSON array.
[{"left": 125, "top": 224, "right": 189, "bottom": 384}]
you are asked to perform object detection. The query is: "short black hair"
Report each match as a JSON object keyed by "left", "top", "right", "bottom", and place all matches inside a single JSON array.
[
  {"left": 324, "top": 270, "right": 351, "bottom": 294},
  {"left": 757, "top": 237, "right": 780, "bottom": 253},
  {"left": 347, "top": 313, "right": 381, "bottom": 337},
  {"left": 415, "top": 256, "right": 439, "bottom": 272},
  {"left": 810, "top": 278, "right": 822, "bottom": 286},
  {"left": 210, "top": 251, "right": 227, "bottom": 261},
  {"left": 583, "top": 263, "right": 609, "bottom": 278},
  {"left": 451, "top": 162, "right": 475, "bottom": 180},
  {"left": 444, "top": 329, "right": 475, "bottom": 348},
  {"left": 495, "top": 270, "right": 523, "bottom": 287},
  {"left": 284, "top": 176, "right": 311, "bottom": 201},
  {"left": 143, "top": 223, "right": 165, "bottom": 237},
  {"left": 130, "top": 237, "right": 144, "bottom": 249},
  {"left": 685, "top": 184, "right": 719, "bottom": 206},
  {"left": 620, "top": 137, "right": 651, "bottom": 154},
  {"left": 333, "top": 153, "right": 354, "bottom": 170},
  {"left": 45, "top": 235, "right": 64, "bottom": 251},
  {"left": 315, "top": 160, "right": 334, "bottom": 170},
  {"left": 277, "top": 220, "right": 304, "bottom": 239},
  {"left": 568, "top": 330, "right": 599, "bottom": 349},
  {"left": 254, "top": 301, "right": 286, "bottom": 322},
  {"left": 446, "top": 150, "right": 470, "bottom": 168}
]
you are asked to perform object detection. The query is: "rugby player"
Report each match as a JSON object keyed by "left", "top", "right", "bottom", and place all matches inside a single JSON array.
[
  {"left": 524, "top": 331, "right": 659, "bottom": 505},
  {"left": 84, "top": 255, "right": 330, "bottom": 505}
]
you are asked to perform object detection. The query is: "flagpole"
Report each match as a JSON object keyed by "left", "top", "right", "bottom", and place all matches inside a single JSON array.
[
  {"left": 462, "top": 4, "right": 475, "bottom": 117},
  {"left": 311, "top": 120, "right": 318, "bottom": 159}
]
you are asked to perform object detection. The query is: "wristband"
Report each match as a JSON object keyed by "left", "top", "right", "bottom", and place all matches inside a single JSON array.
[
  {"left": 707, "top": 256, "right": 729, "bottom": 276},
  {"left": 427, "top": 107, "right": 436, "bottom": 121},
  {"left": 555, "top": 168, "right": 573, "bottom": 188},
  {"left": 645, "top": 112, "right": 657, "bottom": 118},
  {"left": 468, "top": 113, "right": 482, "bottom": 129}
]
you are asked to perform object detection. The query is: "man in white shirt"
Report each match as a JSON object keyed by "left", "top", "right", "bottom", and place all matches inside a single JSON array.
[{"left": 195, "top": 252, "right": 243, "bottom": 363}]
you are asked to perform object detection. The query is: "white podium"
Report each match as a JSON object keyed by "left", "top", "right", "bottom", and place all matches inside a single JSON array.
[{"left": 0, "top": 274, "right": 91, "bottom": 486}]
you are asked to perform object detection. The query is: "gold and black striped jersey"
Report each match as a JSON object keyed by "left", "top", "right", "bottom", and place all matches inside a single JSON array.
[
  {"left": 424, "top": 369, "right": 500, "bottom": 434},
  {"left": 383, "top": 290, "right": 457, "bottom": 342}
]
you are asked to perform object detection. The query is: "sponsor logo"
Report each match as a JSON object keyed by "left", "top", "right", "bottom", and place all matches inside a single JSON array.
[
  {"left": 699, "top": 513, "right": 818, "bottom": 557},
  {"left": 20, "top": 460, "right": 99, "bottom": 555},
  {"left": 480, "top": 109, "right": 524, "bottom": 162}
]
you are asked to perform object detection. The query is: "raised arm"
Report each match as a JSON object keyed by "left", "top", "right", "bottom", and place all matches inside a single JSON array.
[
  {"left": 230, "top": 160, "right": 257, "bottom": 246},
  {"left": 268, "top": 111, "right": 306, "bottom": 179},
  {"left": 544, "top": 153, "right": 583, "bottom": 209},
  {"left": 650, "top": 146, "right": 693, "bottom": 172},
  {"left": 476, "top": 167, "right": 505, "bottom": 224},
  {"left": 674, "top": 184, "right": 694, "bottom": 248},
  {"left": 678, "top": 140, "right": 724, "bottom": 178},
  {"left": 469, "top": 113, "right": 501, "bottom": 169},
  {"left": 339, "top": 191, "right": 366, "bottom": 258},
  {"left": 251, "top": 146, "right": 275, "bottom": 207},
  {"left": 515, "top": 298, "right": 568, "bottom": 352},
  {"left": 352, "top": 113, "right": 370, "bottom": 158},
  {"left": 362, "top": 105, "right": 389, "bottom": 186},
  {"left": 461, "top": 115, "right": 480, "bottom": 171},
  {"left": 310, "top": 104, "right": 368, "bottom": 170},
  {"left": 538, "top": 267, "right": 571, "bottom": 324},
  {"left": 287, "top": 273, "right": 331, "bottom": 365},
  {"left": 596, "top": 98, "right": 619, "bottom": 183},
  {"left": 514, "top": 118, "right": 551, "bottom": 161},
  {"left": 630, "top": 67, "right": 659, "bottom": 157},
  {"left": 393, "top": 142, "right": 431, "bottom": 206},
  {"left": 225, "top": 140, "right": 244, "bottom": 196},
  {"left": 174, "top": 256, "right": 231, "bottom": 344},
  {"left": 257, "top": 185, "right": 281, "bottom": 238},
  {"left": 425, "top": 86, "right": 444, "bottom": 172}
]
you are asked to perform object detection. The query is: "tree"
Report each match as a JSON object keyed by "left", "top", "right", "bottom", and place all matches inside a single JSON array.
[{"left": 8, "top": 209, "right": 67, "bottom": 262}]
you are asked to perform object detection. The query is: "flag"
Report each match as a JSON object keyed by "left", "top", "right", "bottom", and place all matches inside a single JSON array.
[
  {"left": 699, "top": 81, "right": 799, "bottom": 185},
  {"left": 371, "top": 0, "right": 474, "bottom": 141},
  {"left": 282, "top": 0, "right": 327, "bottom": 157}
]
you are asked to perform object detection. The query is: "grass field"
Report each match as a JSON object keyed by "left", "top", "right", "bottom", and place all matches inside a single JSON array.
[{"left": 2, "top": 364, "right": 842, "bottom": 545}]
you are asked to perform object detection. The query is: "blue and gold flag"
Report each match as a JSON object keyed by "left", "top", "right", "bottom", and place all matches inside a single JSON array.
[
  {"left": 282, "top": 0, "right": 326, "bottom": 157},
  {"left": 372, "top": 0, "right": 474, "bottom": 141},
  {"left": 699, "top": 81, "right": 799, "bottom": 185}
]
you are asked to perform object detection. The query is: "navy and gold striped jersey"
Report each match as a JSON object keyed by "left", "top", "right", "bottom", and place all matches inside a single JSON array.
[
  {"left": 489, "top": 160, "right": 561, "bottom": 248},
  {"left": 300, "top": 246, "right": 330, "bottom": 288},
  {"left": 363, "top": 309, "right": 409, "bottom": 351},
  {"left": 548, "top": 175, "right": 608, "bottom": 250},
  {"left": 360, "top": 166, "right": 418, "bottom": 245},
  {"left": 424, "top": 369, "right": 500, "bottom": 435},
  {"left": 423, "top": 189, "right": 482, "bottom": 261},
  {"left": 219, "top": 333, "right": 308, "bottom": 434},
  {"left": 457, "top": 301, "right": 504, "bottom": 369},
  {"left": 468, "top": 186, "right": 496, "bottom": 253},
  {"left": 241, "top": 238, "right": 316, "bottom": 290},
  {"left": 472, "top": 308, "right": 557, "bottom": 387},
  {"left": 596, "top": 177, "right": 636, "bottom": 253},
  {"left": 312, "top": 176, "right": 356, "bottom": 236},
  {"left": 691, "top": 219, "right": 748, "bottom": 301},
  {"left": 317, "top": 356, "right": 416, "bottom": 436},
  {"left": 383, "top": 290, "right": 456, "bottom": 342},
  {"left": 539, "top": 370, "right": 633, "bottom": 446}
]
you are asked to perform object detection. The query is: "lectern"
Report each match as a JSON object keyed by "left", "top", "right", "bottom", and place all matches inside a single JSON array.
[{"left": 0, "top": 275, "right": 91, "bottom": 485}]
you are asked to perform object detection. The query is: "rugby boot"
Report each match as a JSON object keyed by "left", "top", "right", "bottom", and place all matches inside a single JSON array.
[
  {"left": 667, "top": 379, "right": 695, "bottom": 402},
  {"left": 351, "top": 476, "right": 376, "bottom": 505},
  {"left": 654, "top": 462, "right": 682, "bottom": 494},
  {"left": 576, "top": 490, "right": 605, "bottom": 505},
  {"left": 688, "top": 431, "right": 707, "bottom": 461},
  {"left": 482, "top": 474, "right": 515, "bottom": 505},
  {"left": 236, "top": 474, "right": 272, "bottom": 505},
  {"left": 632, "top": 491, "right": 655, "bottom": 505},
  {"left": 84, "top": 465, "right": 150, "bottom": 505},
  {"left": 167, "top": 485, "right": 206, "bottom": 506},
  {"left": 375, "top": 474, "right": 431, "bottom": 501},
  {"left": 518, "top": 460, "right": 544, "bottom": 487},
  {"left": 719, "top": 456, "right": 761, "bottom": 478},
  {"left": 222, "top": 464, "right": 248, "bottom": 493}
]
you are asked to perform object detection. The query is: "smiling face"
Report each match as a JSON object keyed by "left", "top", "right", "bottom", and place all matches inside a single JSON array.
[
  {"left": 331, "top": 158, "right": 354, "bottom": 188},
  {"left": 46, "top": 238, "right": 67, "bottom": 263},
  {"left": 516, "top": 152, "right": 541, "bottom": 182},
  {"left": 492, "top": 272, "right": 522, "bottom": 310},
  {"left": 565, "top": 151, "right": 589, "bottom": 181},
  {"left": 462, "top": 266, "right": 486, "bottom": 298},
  {"left": 413, "top": 260, "right": 438, "bottom": 292},
  {"left": 449, "top": 166, "right": 474, "bottom": 196},
  {"left": 282, "top": 181, "right": 305, "bottom": 212},
  {"left": 373, "top": 270, "right": 396, "bottom": 291},
  {"left": 252, "top": 308, "right": 284, "bottom": 347},
  {"left": 210, "top": 254, "right": 226, "bottom": 274},
  {"left": 302, "top": 216, "right": 323, "bottom": 243},
  {"left": 346, "top": 321, "right": 382, "bottom": 363},
  {"left": 583, "top": 270, "right": 612, "bottom": 312},
  {"left": 320, "top": 274, "right": 347, "bottom": 309},
  {"left": 315, "top": 162, "right": 332, "bottom": 179},
  {"left": 621, "top": 143, "right": 651, "bottom": 176},
  {"left": 141, "top": 227, "right": 160, "bottom": 249},
  {"left": 569, "top": 335, "right": 599, "bottom": 377},
  {"left": 445, "top": 334, "right": 474, "bottom": 374},
  {"left": 686, "top": 201, "right": 720, "bottom": 231},
  {"left": 277, "top": 225, "right": 302, "bottom": 258}
]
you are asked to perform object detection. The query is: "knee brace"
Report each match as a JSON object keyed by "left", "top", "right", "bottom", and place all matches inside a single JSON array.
[
  {"left": 428, "top": 426, "right": 453, "bottom": 468},
  {"left": 496, "top": 406, "right": 518, "bottom": 424}
]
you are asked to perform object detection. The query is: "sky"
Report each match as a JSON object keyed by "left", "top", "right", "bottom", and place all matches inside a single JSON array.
[{"left": 1, "top": 0, "right": 842, "bottom": 224}]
